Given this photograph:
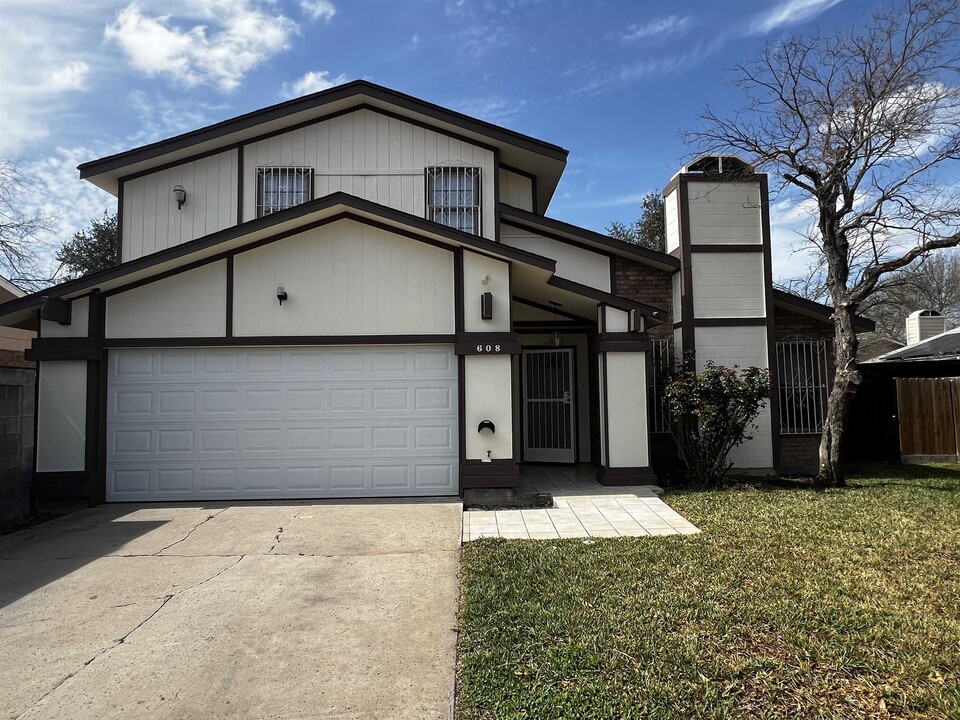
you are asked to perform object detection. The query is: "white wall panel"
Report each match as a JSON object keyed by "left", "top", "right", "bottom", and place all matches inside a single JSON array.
[
  {"left": 233, "top": 219, "right": 454, "bottom": 336},
  {"left": 463, "top": 251, "right": 510, "bottom": 333},
  {"left": 500, "top": 225, "right": 610, "bottom": 291},
  {"left": 106, "top": 346, "right": 458, "bottom": 500},
  {"left": 499, "top": 168, "right": 534, "bottom": 211},
  {"left": 671, "top": 272, "right": 682, "bottom": 323},
  {"left": 106, "top": 261, "right": 227, "bottom": 338},
  {"left": 605, "top": 352, "right": 649, "bottom": 467},
  {"left": 665, "top": 188, "right": 680, "bottom": 253},
  {"left": 687, "top": 181, "right": 762, "bottom": 244},
  {"left": 695, "top": 325, "right": 773, "bottom": 468},
  {"left": 37, "top": 361, "right": 87, "bottom": 472},
  {"left": 122, "top": 149, "right": 238, "bottom": 261},
  {"left": 242, "top": 109, "right": 497, "bottom": 240},
  {"left": 691, "top": 252, "right": 766, "bottom": 318},
  {"left": 464, "top": 354, "right": 513, "bottom": 461},
  {"left": 604, "top": 306, "right": 629, "bottom": 332},
  {"left": 41, "top": 296, "right": 89, "bottom": 338}
]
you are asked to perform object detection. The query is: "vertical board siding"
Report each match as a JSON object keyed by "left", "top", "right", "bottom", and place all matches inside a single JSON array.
[
  {"left": 500, "top": 225, "right": 611, "bottom": 291},
  {"left": 691, "top": 252, "right": 766, "bottom": 318},
  {"left": 243, "top": 109, "right": 496, "bottom": 240},
  {"left": 498, "top": 168, "right": 534, "bottom": 211},
  {"left": 896, "top": 378, "right": 960, "bottom": 458},
  {"left": 122, "top": 149, "right": 239, "bottom": 261},
  {"left": 232, "top": 219, "right": 455, "bottom": 337},
  {"left": 687, "top": 181, "right": 762, "bottom": 244}
]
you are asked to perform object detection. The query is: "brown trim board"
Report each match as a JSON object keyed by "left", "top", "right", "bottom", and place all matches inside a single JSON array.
[{"left": 760, "top": 175, "right": 781, "bottom": 471}]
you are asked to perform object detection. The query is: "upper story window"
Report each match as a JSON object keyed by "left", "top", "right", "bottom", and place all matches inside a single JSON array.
[
  {"left": 256, "top": 167, "right": 312, "bottom": 218},
  {"left": 426, "top": 166, "right": 481, "bottom": 235}
]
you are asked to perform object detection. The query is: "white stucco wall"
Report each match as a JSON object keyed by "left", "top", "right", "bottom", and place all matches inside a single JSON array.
[
  {"left": 41, "top": 296, "right": 89, "bottom": 338},
  {"left": 122, "top": 148, "right": 239, "bottom": 261},
  {"left": 242, "top": 108, "right": 497, "bottom": 240},
  {"left": 604, "top": 352, "right": 649, "bottom": 468},
  {"left": 462, "top": 251, "right": 510, "bottom": 333},
  {"left": 687, "top": 181, "right": 762, "bottom": 244},
  {"left": 106, "top": 261, "right": 227, "bottom": 339},
  {"left": 233, "top": 219, "right": 455, "bottom": 337},
  {"left": 36, "top": 360, "right": 87, "bottom": 472},
  {"left": 691, "top": 252, "right": 766, "bottom": 318},
  {"left": 499, "top": 168, "right": 534, "bottom": 211},
  {"left": 464, "top": 354, "right": 513, "bottom": 460},
  {"left": 500, "top": 224, "right": 611, "bottom": 292}
]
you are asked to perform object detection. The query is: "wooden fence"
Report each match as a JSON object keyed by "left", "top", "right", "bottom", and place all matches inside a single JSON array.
[{"left": 895, "top": 377, "right": 960, "bottom": 462}]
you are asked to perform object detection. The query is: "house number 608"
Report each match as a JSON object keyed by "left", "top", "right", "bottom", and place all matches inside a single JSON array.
[{"left": 476, "top": 344, "right": 502, "bottom": 353}]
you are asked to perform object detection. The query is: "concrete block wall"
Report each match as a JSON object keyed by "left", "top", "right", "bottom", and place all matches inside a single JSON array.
[{"left": 0, "top": 368, "right": 35, "bottom": 520}]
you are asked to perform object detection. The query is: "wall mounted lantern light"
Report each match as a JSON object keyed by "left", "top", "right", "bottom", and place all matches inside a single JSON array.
[
  {"left": 549, "top": 301, "right": 563, "bottom": 347},
  {"left": 276, "top": 286, "right": 288, "bottom": 306},
  {"left": 173, "top": 185, "right": 186, "bottom": 210}
]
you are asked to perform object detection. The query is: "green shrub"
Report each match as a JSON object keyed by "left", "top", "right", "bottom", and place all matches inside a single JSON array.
[{"left": 664, "top": 359, "right": 770, "bottom": 485}]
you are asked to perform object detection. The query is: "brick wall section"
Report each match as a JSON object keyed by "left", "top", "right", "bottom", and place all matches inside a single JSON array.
[
  {"left": 611, "top": 258, "right": 673, "bottom": 338},
  {"left": 773, "top": 304, "right": 835, "bottom": 474},
  {"left": 0, "top": 368, "right": 35, "bottom": 520}
]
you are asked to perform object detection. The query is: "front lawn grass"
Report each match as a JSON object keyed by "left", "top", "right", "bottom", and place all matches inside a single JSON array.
[{"left": 457, "top": 464, "right": 960, "bottom": 719}]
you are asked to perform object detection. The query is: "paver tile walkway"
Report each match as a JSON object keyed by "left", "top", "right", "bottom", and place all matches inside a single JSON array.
[{"left": 463, "top": 464, "right": 700, "bottom": 541}]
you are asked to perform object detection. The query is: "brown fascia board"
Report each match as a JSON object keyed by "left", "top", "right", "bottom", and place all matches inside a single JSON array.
[
  {"left": 546, "top": 276, "right": 667, "bottom": 322},
  {"left": 78, "top": 80, "right": 569, "bottom": 184},
  {"left": 772, "top": 288, "right": 876, "bottom": 332},
  {"left": 0, "top": 193, "right": 557, "bottom": 326},
  {"left": 498, "top": 204, "right": 681, "bottom": 271}
]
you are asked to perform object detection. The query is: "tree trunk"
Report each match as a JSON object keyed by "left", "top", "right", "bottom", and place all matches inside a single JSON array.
[{"left": 817, "top": 303, "right": 861, "bottom": 486}]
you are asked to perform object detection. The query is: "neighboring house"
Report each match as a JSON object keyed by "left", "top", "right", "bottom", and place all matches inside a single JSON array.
[
  {"left": 861, "top": 312, "right": 959, "bottom": 464},
  {"left": 0, "top": 82, "right": 874, "bottom": 507},
  {"left": 0, "top": 276, "right": 35, "bottom": 519}
]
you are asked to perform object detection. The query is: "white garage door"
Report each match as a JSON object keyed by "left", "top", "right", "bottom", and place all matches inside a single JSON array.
[{"left": 106, "top": 345, "right": 459, "bottom": 501}]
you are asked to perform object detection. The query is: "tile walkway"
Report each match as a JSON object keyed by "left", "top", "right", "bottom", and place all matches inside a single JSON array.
[{"left": 462, "top": 464, "right": 700, "bottom": 542}]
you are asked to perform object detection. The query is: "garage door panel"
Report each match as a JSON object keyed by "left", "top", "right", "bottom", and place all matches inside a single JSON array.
[{"left": 107, "top": 346, "right": 459, "bottom": 501}]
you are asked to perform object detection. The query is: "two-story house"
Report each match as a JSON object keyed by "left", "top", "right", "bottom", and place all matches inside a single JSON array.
[{"left": 0, "top": 81, "right": 872, "bottom": 507}]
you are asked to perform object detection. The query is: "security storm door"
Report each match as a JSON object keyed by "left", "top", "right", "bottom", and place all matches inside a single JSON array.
[{"left": 522, "top": 348, "right": 576, "bottom": 463}]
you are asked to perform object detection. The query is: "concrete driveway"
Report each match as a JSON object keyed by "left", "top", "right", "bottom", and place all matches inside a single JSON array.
[{"left": 0, "top": 500, "right": 462, "bottom": 720}]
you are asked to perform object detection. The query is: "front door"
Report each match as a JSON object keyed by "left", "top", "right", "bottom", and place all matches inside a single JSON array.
[{"left": 522, "top": 348, "right": 576, "bottom": 463}]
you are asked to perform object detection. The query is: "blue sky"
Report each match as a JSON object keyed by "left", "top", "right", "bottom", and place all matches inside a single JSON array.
[{"left": 1, "top": 0, "right": 882, "bottom": 282}]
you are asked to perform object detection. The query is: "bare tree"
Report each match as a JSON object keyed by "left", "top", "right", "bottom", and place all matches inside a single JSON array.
[
  {"left": 0, "top": 158, "right": 60, "bottom": 290},
  {"left": 687, "top": 0, "right": 960, "bottom": 486},
  {"left": 868, "top": 250, "right": 960, "bottom": 338}
]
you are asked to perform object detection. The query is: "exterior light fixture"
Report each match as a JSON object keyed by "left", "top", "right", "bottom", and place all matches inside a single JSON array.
[
  {"left": 276, "top": 286, "right": 288, "bottom": 305},
  {"left": 549, "top": 300, "right": 562, "bottom": 347},
  {"left": 173, "top": 185, "right": 186, "bottom": 210},
  {"left": 480, "top": 273, "right": 490, "bottom": 286}
]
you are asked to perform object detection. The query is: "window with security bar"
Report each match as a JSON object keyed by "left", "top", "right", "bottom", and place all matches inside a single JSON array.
[
  {"left": 777, "top": 339, "right": 830, "bottom": 434},
  {"left": 649, "top": 338, "right": 674, "bottom": 433},
  {"left": 426, "top": 166, "right": 481, "bottom": 235},
  {"left": 256, "top": 167, "right": 312, "bottom": 218}
]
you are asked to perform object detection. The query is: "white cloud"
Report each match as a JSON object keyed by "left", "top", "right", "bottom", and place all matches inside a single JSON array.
[
  {"left": 623, "top": 15, "right": 692, "bottom": 42},
  {"left": 571, "top": 193, "right": 649, "bottom": 209},
  {"left": 749, "top": 0, "right": 844, "bottom": 35},
  {"left": 301, "top": 0, "right": 336, "bottom": 22},
  {"left": 281, "top": 70, "right": 348, "bottom": 99},
  {"left": 45, "top": 61, "right": 91, "bottom": 93},
  {"left": 104, "top": 2, "right": 296, "bottom": 91},
  {"left": 454, "top": 96, "right": 526, "bottom": 124},
  {"left": 0, "top": 2, "right": 106, "bottom": 153}
]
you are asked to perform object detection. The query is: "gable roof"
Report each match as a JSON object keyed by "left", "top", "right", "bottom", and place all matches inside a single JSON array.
[
  {"left": 498, "top": 204, "right": 681, "bottom": 271},
  {"left": 78, "top": 81, "right": 568, "bottom": 213},
  {"left": 0, "top": 194, "right": 666, "bottom": 330}
]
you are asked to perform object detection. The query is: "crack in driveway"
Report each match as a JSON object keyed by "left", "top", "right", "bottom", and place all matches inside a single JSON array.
[
  {"left": 14, "top": 554, "right": 245, "bottom": 720},
  {"left": 151, "top": 508, "right": 229, "bottom": 556}
]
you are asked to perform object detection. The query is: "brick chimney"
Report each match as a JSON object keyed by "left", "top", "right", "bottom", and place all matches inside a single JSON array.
[{"left": 905, "top": 309, "right": 946, "bottom": 345}]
